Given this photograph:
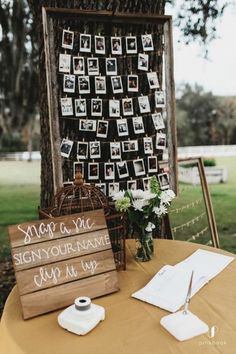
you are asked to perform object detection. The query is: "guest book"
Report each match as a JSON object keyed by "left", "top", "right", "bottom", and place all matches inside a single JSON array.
[{"left": 132, "top": 249, "right": 234, "bottom": 312}]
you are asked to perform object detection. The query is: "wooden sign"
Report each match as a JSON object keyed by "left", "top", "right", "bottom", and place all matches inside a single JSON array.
[{"left": 8, "top": 209, "right": 119, "bottom": 319}]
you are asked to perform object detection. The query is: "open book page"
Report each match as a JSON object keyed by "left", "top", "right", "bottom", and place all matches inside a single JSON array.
[{"left": 132, "top": 249, "right": 234, "bottom": 312}]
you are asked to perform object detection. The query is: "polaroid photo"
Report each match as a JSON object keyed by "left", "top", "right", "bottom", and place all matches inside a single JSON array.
[
  {"left": 143, "top": 137, "right": 153, "bottom": 154},
  {"left": 122, "top": 140, "right": 138, "bottom": 152},
  {"left": 141, "top": 34, "right": 154, "bottom": 52},
  {"left": 158, "top": 173, "right": 170, "bottom": 190},
  {"left": 106, "top": 58, "right": 117, "bottom": 76},
  {"left": 62, "top": 29, "right": 74, "bottom": 50},
  {"left": 143, "top": 177, "right": 152, "bottom": 191},
  {"left": 111, "top": 76, "right": 123, "bottom": 94},
  {"left": 95, "top": 36, "right": 105, "bottom": 55},
  {"left": 127, "top": 180, "right": 137, "bottom": 191},
  {"left": 63, "top": 74, "right": 76, "bottom": 93},
  {"left": 132, "top": 116, "right": 144, "bottom": 134},
  {"left": 110, "top": 142, "right": 121, "bottom": 160},
  {"left": 80, "top": 34, "right": 91, "bottom": 53},
  {"left": 155, "top": 90, "right": 166, "bottom": 108},
  {"left": 60, "top": 138, "right": 73, "bottom": 158},
  {"left": 88, "top": 163, "right": 99, "bottom": 180},
  {"left": 90, "top": 141, "right": 101, "bottom": 159},
  {"left": 138, "top": 53, "right": 149, "bottom": 71},
  {"left": 147, "top": 72, "right": 160, "bottom": 89},
  {"left": 78, "top": 76, "right": 90, "bottom": 94},
  {"left": 61, "top": 97, "right": 73, "bottom": 116},
  {"left": 133, "top": 159, "right": 146, "bottom": 176},
  {"left": 148, "top": 156, "right": 158, "bottom": 173},
  {"left": 79, "top": 119, "right": 97, "bottom": 132},
  {"left": 117, "top": 119, "right": 129, "bottom": 137},
  {"left": 116, "top": 161, "right": 129, "bottom": 179},
  {"left": 104, "top": 163, "right": 115, "bottom": 180},
  {"left": 152, "top": 112, "right": 165, "bottom": 130},
  {"left": 73, "top": 162, "right": 84, "bottom": 178},
  {"left": 95, "top": 183, "right": 106, "bottom": 196},
  {"left": 97, "top": 120, "right": 109, "bottom": 138},
  {"left": 77, "top": 142, "right": 88, "bottom": 160},
  {"left": 87, "top": 58, "right": 99, "bottom": 76},
  {"left": 138, "top": 95, "right": 151, "bottom": 114},
  {"left": 111, "top": 37, "right": 122, "bottom": 55},
  {"left": 95, "top": 76, "right": 106, "bottom": 94},
  {"left": 127, "top": 75, "right": 139, "bottom": 92},
  {"left": 109, "top": 100, "right": 120, "bottom": 117},
  {"left": 108, "top": 182, "right": 119, "bottom": 197},
  {"left": 91, "top": 98, "right": 102, "bottom": 116},
  {"left": 75, "top": 98, "right": 87, "bottom": 117},
  {"left": 156, "top": 132, "right": 166, "bottom": 150},
  {"left": 73, "top": 57, "right": 85, "bottom": 75},
  {"left": 122, "top": 98, "right": 133, "bottom": 116},
  {"left": 126, "top": 36, "right": 137, "bottom": 54},
  {"left": 59, "top": 54, "right": 71, "bottom": 73}
]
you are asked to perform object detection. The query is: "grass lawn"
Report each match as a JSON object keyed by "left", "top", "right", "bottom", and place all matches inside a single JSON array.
[
  {"left": 0, "top": 158, "right": 235, "bottom": 257},
  {"left": 0, "top": 161, "right": 40, "bottom": 257},
  {"left": 170, "top": 156, "right": 236, "bottom": 254}
]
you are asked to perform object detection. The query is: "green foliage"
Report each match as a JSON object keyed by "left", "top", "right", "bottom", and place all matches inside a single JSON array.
[
  {"left": 176, "top": 84, "right": 236, "bottom": 146},
  {"left": 203, "top": 159, "right": 216, "bottom": 167},
  {"left": 172, "top": 0, "right": 230, "bottom": 47},
  {"left": 181, "top": 159, "right": 216, "bottom": 168},
  {"left": 0, "top": 133, "right": 26, "bottom": 152}
]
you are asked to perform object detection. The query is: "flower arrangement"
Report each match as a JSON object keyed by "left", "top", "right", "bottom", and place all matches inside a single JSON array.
[{"left": 113, "top": 176, "right": 175, "bottom": 261}]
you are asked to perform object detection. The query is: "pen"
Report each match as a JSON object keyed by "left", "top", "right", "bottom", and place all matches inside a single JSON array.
[{"left": 183, "top": 270, "right": 194, "bottom": 315}]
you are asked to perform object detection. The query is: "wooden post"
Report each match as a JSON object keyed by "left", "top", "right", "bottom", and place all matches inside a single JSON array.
[{"left": 42, "top": 7, "right": 63, "bottom": 194}]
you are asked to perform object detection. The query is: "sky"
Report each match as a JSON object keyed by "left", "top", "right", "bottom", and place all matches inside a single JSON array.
[{"left": 165, "top": 3, "right": 236, "bottom": 97}]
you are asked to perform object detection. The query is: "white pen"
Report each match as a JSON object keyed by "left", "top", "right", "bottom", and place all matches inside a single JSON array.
[{"left": 183, "top": 270, "right": 194, "bottom": 315}]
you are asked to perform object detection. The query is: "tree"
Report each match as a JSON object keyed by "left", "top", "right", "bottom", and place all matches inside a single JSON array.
[
  {"left": 217, "top": 97, "right": 236, "bottom": 144},
  {"left": 176, "top": 84, "right": 220, "bottom": 146},
  {"left": 0, "top": 0, "right": 39, "bottom": 152},
  {"left": 28, "top": 0, "right": 166, "bottom": 208},
  {"left": 2, "top": 0, "right": 230, "bottom": 207},
  {"left": 173, "top": 0, "right": 230, "bottom": 46},
  {"left": 176, "top": 84, "right": 236, "bottom": 146}
]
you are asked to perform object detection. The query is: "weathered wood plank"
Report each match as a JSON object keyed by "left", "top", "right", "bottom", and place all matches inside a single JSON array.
[
  {"left": 16, "top": 249, "right": 116, "bottom": 295},
  {"left": 8, "top": 209, "right": 119, "bottom": 319},
  {"left": 21, "top": 271, "right": 119, "bottom": 319},
  {"left": 9, "top": 209, "right": 106, "bottom": 248},
  {"left": 12, "top": 228, "right": 111, "bottom": 271}
]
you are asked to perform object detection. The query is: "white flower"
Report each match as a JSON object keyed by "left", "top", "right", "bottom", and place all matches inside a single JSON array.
[
  {"left": 160, "top": 190, "right": 175, "bottom": 205},
  {"left": 131, "top": 189, "right": 156, "bottom": 200},
  {"left": 166, "top": 189, "right": 176, "bottom": 199},
  {"left": 112, "top": 190, "right": 125, "bottom": 200},
  {"left": 153, "top": 205, "right": 168, "bottom": 216},
  {"left": 131, "top": 189, "right": 146, "bottom": 199},
  {"left": 145, "top": 222, "right": 156, "bottom": 232},
  {"left": 132, "top": 199, "right": 148, "bottom": 211},
  {"left": 143, "top": 191, "right": 156, "bottom": 200}
]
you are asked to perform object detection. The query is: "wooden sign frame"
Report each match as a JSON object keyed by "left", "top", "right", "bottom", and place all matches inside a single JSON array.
[
  {"left": 42, "top": 8, "right": 178, "bottom": 194},
  {"left": 159, "top": 157, "right": 220, "bottom": 248},
  {"left": 8, "top": 209, "right": 119, "bottom": 319}
]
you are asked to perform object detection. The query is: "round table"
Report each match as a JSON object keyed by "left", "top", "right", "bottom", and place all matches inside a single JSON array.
[{"left": 0, "top": 240, "right": 235, "bottom": 354}]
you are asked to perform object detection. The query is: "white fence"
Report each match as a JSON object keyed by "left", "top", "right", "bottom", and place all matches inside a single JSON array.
[
  {"left": 176, "top": 145, "right": 236, "bottom": 158},
  {"left": 179, "top": 166, "right": 228, "bottom": 185}
]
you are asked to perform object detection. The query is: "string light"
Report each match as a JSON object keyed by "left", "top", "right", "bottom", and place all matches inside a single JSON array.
[
  {"left": 170, "top": 198, "right": 202, "bottom": 214},
  {"left": 186, "top": 227, "right": 208, "bottom": 242},
  {"left": 171, "top": 212, "right": 206, "bottom": 233}
]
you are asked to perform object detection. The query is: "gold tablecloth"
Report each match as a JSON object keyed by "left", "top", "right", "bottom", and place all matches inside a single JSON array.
[{"left": 0, "top": 240, "right": 235, "bottom": 354}]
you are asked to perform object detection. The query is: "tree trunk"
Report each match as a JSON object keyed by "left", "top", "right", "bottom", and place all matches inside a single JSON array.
[{"left": 28, "top": 0, "right": 165, "bottom": 208}]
